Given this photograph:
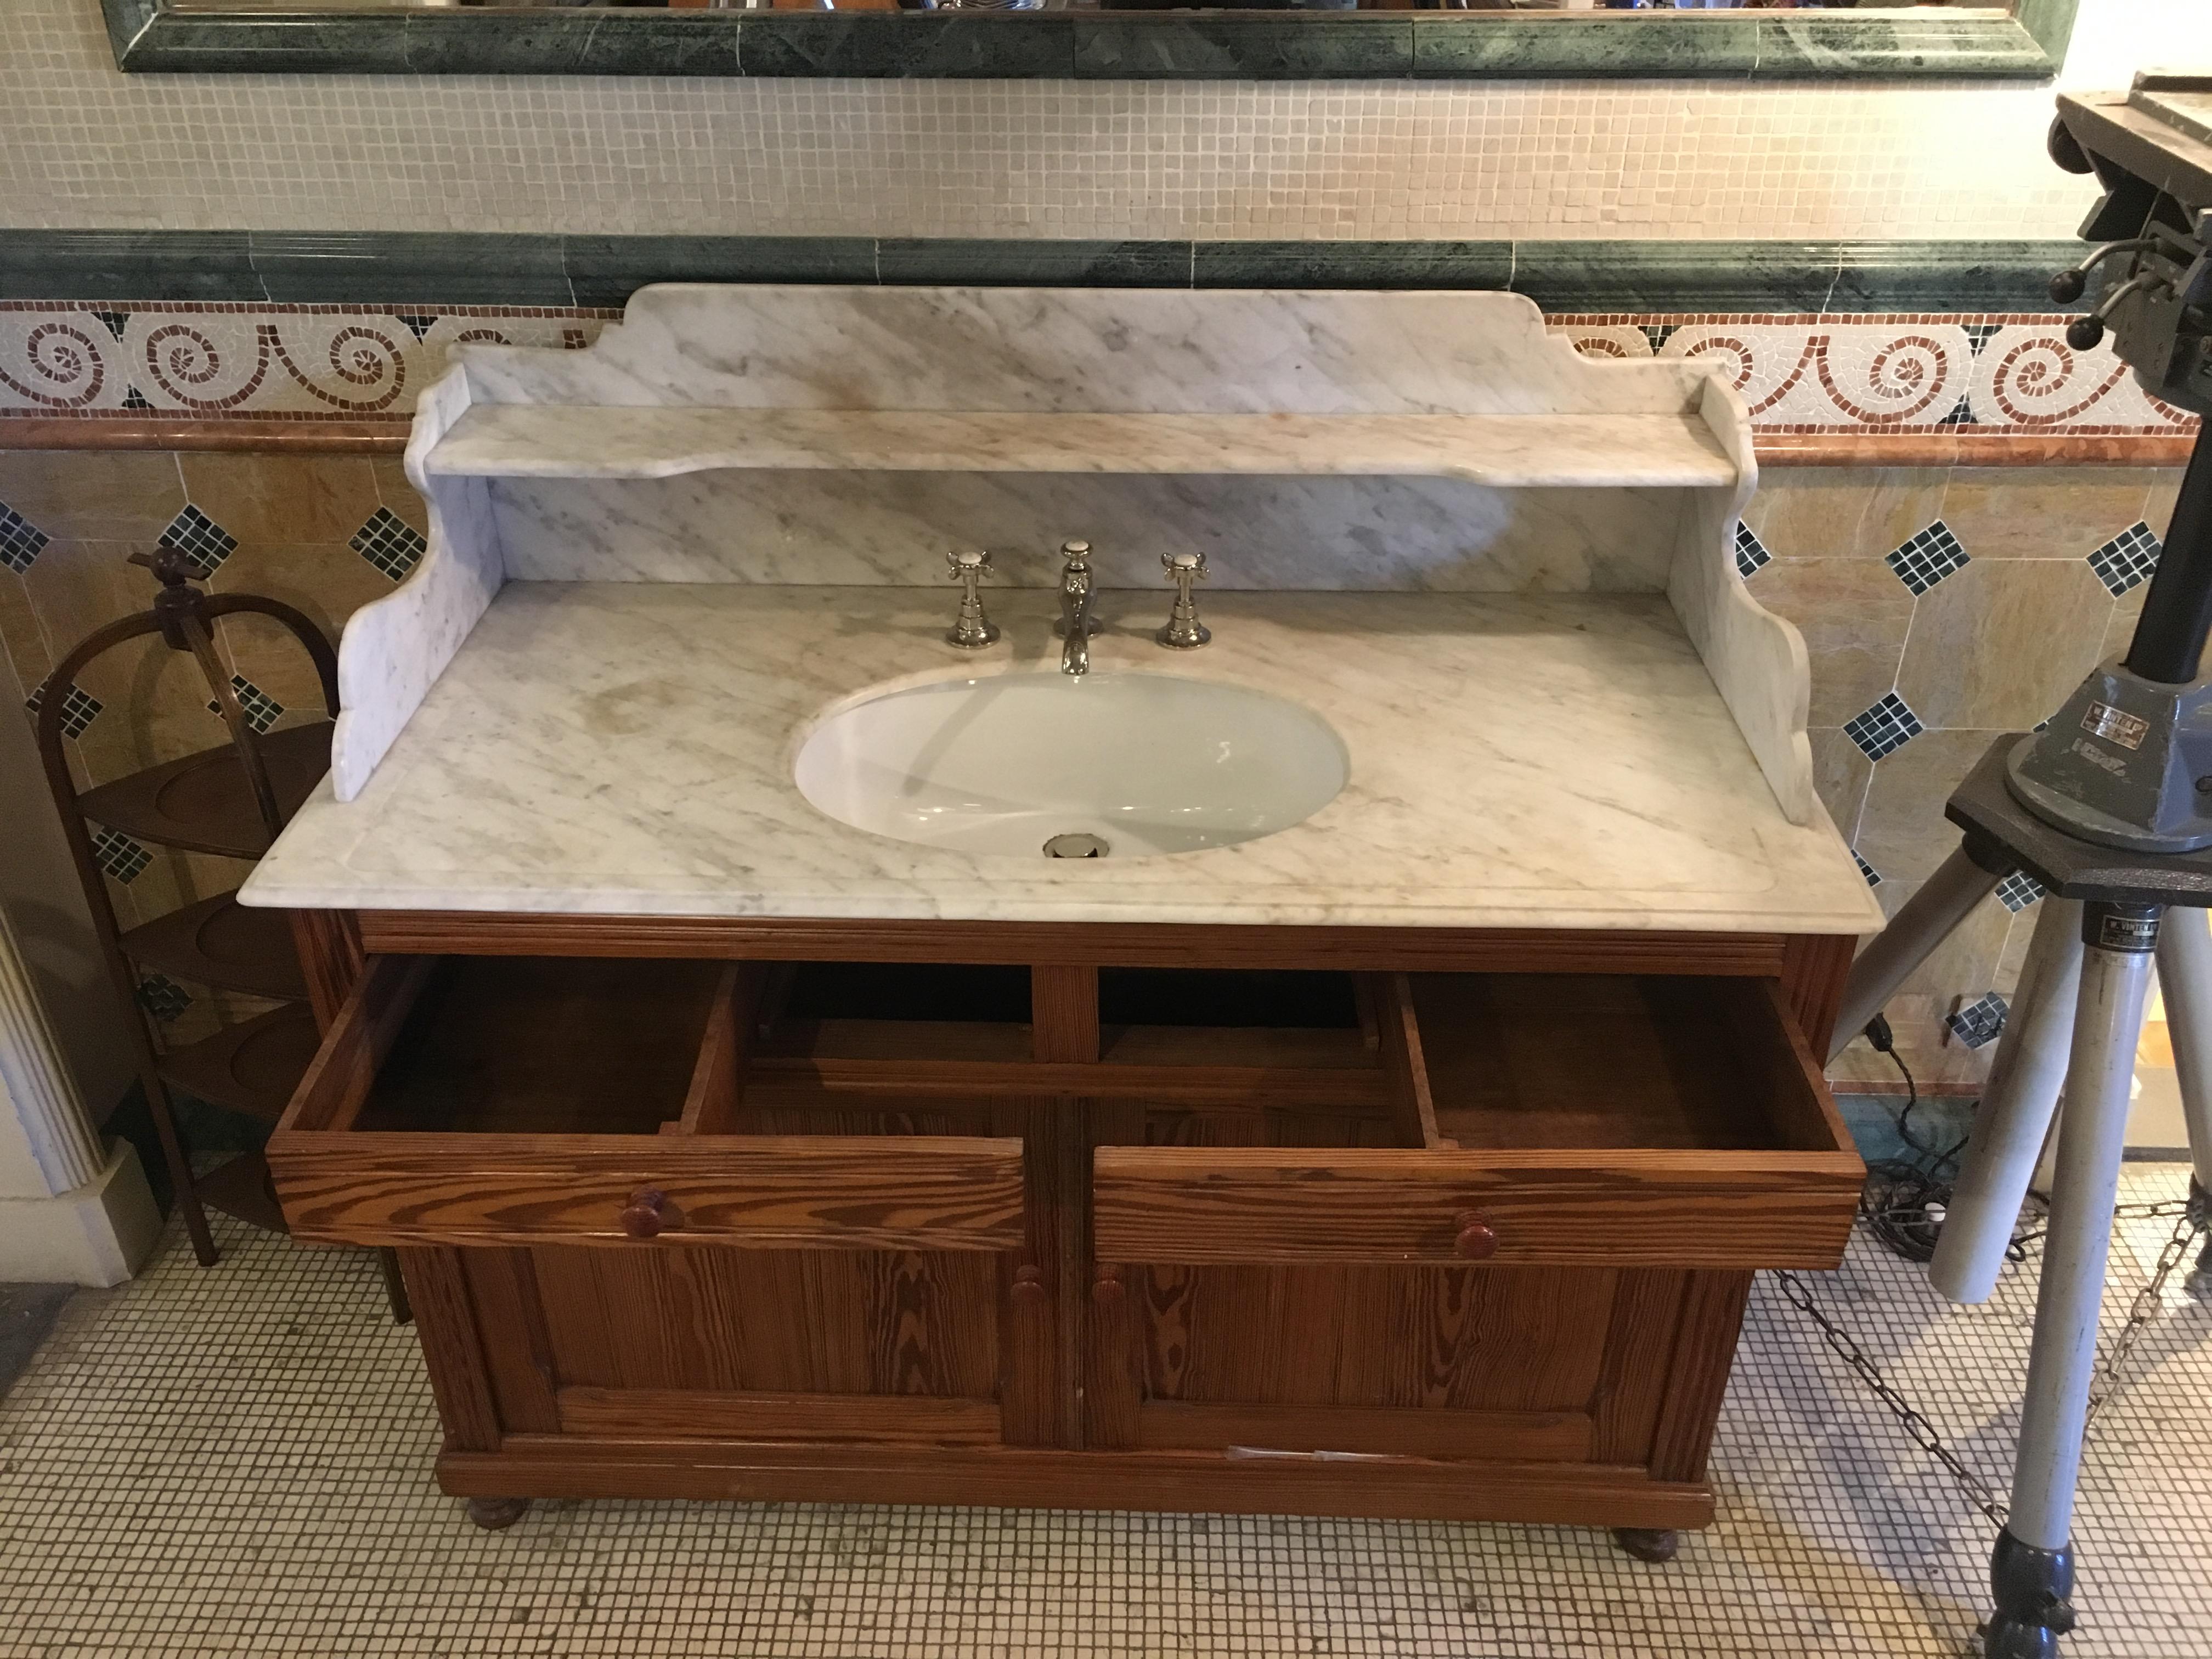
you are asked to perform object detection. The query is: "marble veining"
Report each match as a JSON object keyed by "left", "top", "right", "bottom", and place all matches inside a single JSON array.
[
  {"left": 246, "top": 584, "right": 1882, "bottom": 936},
  {"left": 426, "top": 407, "right": 1737, "bottom": 489},
  {"left": 456, "top": 286, "right": 1708, "bottom": 417}
]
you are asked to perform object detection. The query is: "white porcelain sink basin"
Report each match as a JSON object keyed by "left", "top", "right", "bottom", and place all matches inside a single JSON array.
[{"left": 794, "top": 672, "right": 1348, "bottom": 858}]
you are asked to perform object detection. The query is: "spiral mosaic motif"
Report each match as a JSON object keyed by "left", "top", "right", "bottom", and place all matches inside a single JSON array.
[
  {"left": 129, "top": 315, "right": 269, "bottom": 411},
  {"left": 0, "top": 317, "right": 114, "bottom": 410}
]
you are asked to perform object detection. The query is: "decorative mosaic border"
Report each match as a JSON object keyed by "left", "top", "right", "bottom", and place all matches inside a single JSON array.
[
  {"left": 103, "top": 1, "right": 2070, "bottom": 83},
  {"left": 0, "top": 300, "right": 2186, "bottom": 449}
]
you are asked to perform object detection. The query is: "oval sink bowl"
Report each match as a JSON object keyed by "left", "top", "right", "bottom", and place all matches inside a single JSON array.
[{"left": 795, "top": 673, "right": 1348, "bottom": 858}]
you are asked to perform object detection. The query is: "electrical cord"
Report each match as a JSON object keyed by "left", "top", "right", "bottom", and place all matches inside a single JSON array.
[{"left": 1854, "top": 1014, "right": 2044, "bottom": 1265}]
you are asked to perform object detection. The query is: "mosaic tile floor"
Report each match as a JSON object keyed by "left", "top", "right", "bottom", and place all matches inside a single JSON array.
[{"left": 1, "top": 1167, "right": 2207, "bottom": 1659}]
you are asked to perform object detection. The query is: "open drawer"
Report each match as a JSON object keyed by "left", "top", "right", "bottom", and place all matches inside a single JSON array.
[
  {"left": 1092, "top": 972, "right": 1864, "bottom": 1272},
  {"left": 266, "top": 954, "right": 1025, "bottom": 1251}
]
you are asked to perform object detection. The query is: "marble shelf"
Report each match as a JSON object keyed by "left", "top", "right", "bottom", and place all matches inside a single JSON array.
[{"left": 422, "top": 405, "right": 1740, "bottom": 490}]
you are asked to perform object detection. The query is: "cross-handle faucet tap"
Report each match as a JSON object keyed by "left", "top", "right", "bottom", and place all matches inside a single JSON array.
[
  {"left": 1156, "top": 550, "right": 1210, "bottom": 648},
  {"left": 944, "top": 546, "right": 998, "bottom": 650},
  {"left": 1056, "top": 539, "right": 1098, "bottom": 676}
]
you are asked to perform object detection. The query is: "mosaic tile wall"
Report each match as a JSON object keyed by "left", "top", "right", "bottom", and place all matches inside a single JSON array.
[
  {"left": 10, "top": 0, "right": 2212, "bottom": 241},
  {"left": 0, "top": 301, "right": 2190, "bottom": 443},
  {"left": 0, "top": 433, "right": 2177, "bottom": 1088}
]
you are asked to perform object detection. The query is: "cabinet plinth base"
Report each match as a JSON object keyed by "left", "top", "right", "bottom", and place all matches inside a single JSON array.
[{"left": 438, "top": 1443, "right": 1715, "bottom": 1531}]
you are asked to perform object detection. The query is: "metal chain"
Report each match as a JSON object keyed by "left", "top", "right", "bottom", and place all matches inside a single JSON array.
[
  {"left": 2086, "top": 1200, "right": 2207, "bottom": 1430},
  {"left": 1770, "top": 1190, "right": 2207, "bottom": 1528},
  {"left": 1768, "top": 1268, "right": 2012, "bottom": 1525}
]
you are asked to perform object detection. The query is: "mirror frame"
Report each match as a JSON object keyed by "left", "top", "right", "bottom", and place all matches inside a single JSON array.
[{"left": 103, "top": 1, "right": 2076, "bottom": 82}]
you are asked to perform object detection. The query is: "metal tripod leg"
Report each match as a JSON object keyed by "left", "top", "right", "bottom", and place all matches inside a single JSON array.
[
  {"left": 1830, "top": 840, "right": 2013, "bottom": 1064},
  {"left": 2153, "top": 908, "right": 2212, "bottom": 1295},
  {"left": 1932, "top": 899, "right": 2085, "bottom": 1304},
  {"left": 1983, "top": 902, "right": 2159, "bottom": 1659}
]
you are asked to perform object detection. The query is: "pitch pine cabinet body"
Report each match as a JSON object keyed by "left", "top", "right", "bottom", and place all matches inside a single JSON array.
[{"left": 267, "top": 913, "right": 1861, "bottom": 1533}]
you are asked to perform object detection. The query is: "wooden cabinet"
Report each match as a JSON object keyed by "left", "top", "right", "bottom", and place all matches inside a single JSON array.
[{"left": 269, "top": 918, "right": 1860, "bottom": 1538}]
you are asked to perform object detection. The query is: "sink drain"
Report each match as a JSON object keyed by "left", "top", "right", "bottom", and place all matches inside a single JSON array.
[{"left": 1043, "top": 832, "right": 1110, "bottom": 859}]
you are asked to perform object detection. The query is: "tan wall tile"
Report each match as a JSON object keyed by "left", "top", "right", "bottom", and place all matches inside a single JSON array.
[
  {"left": 0, "top": 450, "right": 184, "bottom": 543},
  {"left": 1856, "top": 728, "right": 2003, "bottom": 887},
  {"left": 0, "top": 570, "right": 50, "bottom": 699},
  {"left": 371, "top": 459, "right": 429, "bottom": 537},
  {"left": 1741, "top": 468, "right": 1945, "bottom": 561},
  {"left": 1808, "top": 727, "right": 1873, "bottom": 847},
  {"left": 2145, "top": 471, "right": 2183, "bottom": 540},
  {"left": 1936, "top": 469, "right": 2157, "bottom": 560},
  {"left": 1892, "top": 560, "right": 2115, "bottom": 731},
  {"left": 1750, "top": 560, "right": 1914, "bottom": 729},
  {"left": 175, "top": 453, "right": 381, "bottom": 547}
]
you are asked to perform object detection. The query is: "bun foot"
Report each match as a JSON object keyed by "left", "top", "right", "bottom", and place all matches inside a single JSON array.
[
  {"left": 466, "top": 1496, "right": 531, "bottom": 1531},
  {"left": 1612, "top": 1527, "right": 1679, "bottom": 1564}
]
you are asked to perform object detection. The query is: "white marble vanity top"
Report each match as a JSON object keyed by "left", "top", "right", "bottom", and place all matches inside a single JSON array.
[{"left": 244, "top": 584, "right": 1883, "bottom": 936}]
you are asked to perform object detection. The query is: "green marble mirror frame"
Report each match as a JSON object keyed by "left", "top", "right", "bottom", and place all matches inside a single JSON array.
[{"left": 105, "top": 1, "right": 2076, "bottom": 82}]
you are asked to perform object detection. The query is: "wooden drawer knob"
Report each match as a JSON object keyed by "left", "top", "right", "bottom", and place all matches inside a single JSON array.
[
  {"left": 619, "top": 1188, "right": 685, "bottom": 1239},
  {"left": 1454, "top": 1211, "right": 1499, "bottom": 1260},
  {"left": 1092, "top": 1267, "right": 1126, "bottom": 1308},
  {"left": 1011, "top": 1265, "right": 1048, "bottom": 1307}
]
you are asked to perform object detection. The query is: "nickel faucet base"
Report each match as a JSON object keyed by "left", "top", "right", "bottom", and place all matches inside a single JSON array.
[
  {"left": 1157, "top": 550, "right": 1211, "bottom": 649},
  {"left": 944, "top": 547, "right": 999, "bottom": 650},
  {"left": 1057, "top": 539, "right": 1098, "bottom": 676}
]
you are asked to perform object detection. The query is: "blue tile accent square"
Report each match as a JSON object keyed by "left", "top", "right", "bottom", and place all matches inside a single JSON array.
[
  {"left": 206, "top": 674, "right": 283, "bottom": 735},
  {"left": 136, "top": 973, "right": 193, "bottom": 1024},
  {"left": 1734, "top": 522, "right": 1772, "bottom": 580},
  {"left": 89, "top": 828, "right": 150, "bottom": 885},
  {"left": 1854, "top": 851, "right": 1882, "bottom": 888},
  {"left": 1947, "top": 991, "right": 2008, "bottom": 1051},
  {"left": 25, "top": 681, "right": 103, "bottom": 740},
  {"left": 1843, "top": 692, "right": 1924, "bottom": 762},
  {"left": 1884, "top": 521, "right": 1970, "bottom": 595},
  {"left": 2087, "top": 521, "right": 2161, "bottom": 597},
  {"left": 0, "top": 503, "right": 49, "bottom": 574},
  {"left": 1996, "top": 872, "right": 2045, "bottom": 913},
  {"left": 349, "top": 507, "right": 426, "bottom": 583},
  {"left": 159, "top": 505, "right": 236, "bottom": 578}
]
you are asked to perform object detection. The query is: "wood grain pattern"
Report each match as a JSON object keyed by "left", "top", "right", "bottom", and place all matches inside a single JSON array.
[
  {"left": 672, "top": 963, "right": 760, "bottom": 1137},
  {"left": 1127, "top": 1263, "right": 1611, "bottom": 1413},
  {"left": 270, "top": 1133, "right": 1026, "bottom": 1250},
  {"left": 556, "top": 1387, "right": 1001, "bottom": 1446},
  {"left": 1375, "top": 972, "right": 1446, "bottom": 1149},
  {"left": 358, "top": 912, "right": 1792, "bottom": 977},
  {"left": 276, "top": 953, "right": 438, "bottom": 1135},
  {"left": 1647, "top": 1271, "right": 1754, "bottom": 1485},
  {"left": 1134, "top": 1401, "right": 1594, "bottom": 1462},
  {"left": 397, "top": 1248, "right": 502, "bottom": 1452},
  {"left": 439, "top": 1441, "right": 1715, "bottom": 1528},
  {"left": 458, "top": 1248, "right": 562, "bottom": 1435},
  {"left": 1779, "top": 932, "right": 1857, "bottom": 1068},
  {"left": 1093, "top": 1147, "right": 1861, "bottom": 1268},
  {"left": 1085, "top": 1265, "right": 1143, "bottom": 1452},
  {"left": 286, "top": 907, "right": 363, "bottom": 1031},
  {"left": 744, "top": 1054, "right": 1392, "bottom": 1110},
  {"left": 1029, "top": 966, "right": 1099, "bottom": 1064},
  {"left": 1588, "top": 1269, "right": 1690, "bottom": 1466}
]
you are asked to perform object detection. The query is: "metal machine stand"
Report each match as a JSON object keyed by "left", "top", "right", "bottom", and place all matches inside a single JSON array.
[{"left": 1824, "top": 81, "right": 2212, "bottom": 1658}]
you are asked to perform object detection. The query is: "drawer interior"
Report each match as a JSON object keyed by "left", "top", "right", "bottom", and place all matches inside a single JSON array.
[
  {"left": 352, "top": 956, "right": 725, "bottom": 1136},
  {"left": 1410, "top": 972, "right": 1840, "bottom": 1153}
]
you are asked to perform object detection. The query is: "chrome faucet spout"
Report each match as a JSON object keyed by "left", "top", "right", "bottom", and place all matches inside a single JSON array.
[{"left": 1056, "top": 539, "right": 1096, "bottom": 676}]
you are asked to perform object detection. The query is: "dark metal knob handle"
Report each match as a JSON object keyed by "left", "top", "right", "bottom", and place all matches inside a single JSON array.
[
  {"left": 1453, "top": 1211, "right": 1499, "bottom": 1260},
  {"left": 2049, "top": 269, "right": 2087, "bottom": 306},
  {"left": 2067, "top": 315, "right": 2107, "bottom": 351},
  {"left": 619, "top": 1188, "right": 684, "bottom": 1239}
]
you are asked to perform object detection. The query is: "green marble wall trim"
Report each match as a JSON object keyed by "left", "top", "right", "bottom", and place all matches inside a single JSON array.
[
  {"left": 0, "top": 232, "right": 2091, "bottom": 316},
  {"left": 102, "top": 3, "right": 2067, "bottom": 82}
]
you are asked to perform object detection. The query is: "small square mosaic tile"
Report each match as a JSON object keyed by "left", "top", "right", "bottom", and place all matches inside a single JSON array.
[
  {"left": 86, "top": 826, "right": 150, "bottom": 884},
  {"left": 159, "top": 504, "right": 238, "bottom": 579},
  {"left": 351, "top": 506, "right": 427, "bottom": 583},
  {"left": 23, "top": 680, "right": 101, "bottom": 740},
  {"left": 1845, "top": 692, "right": 1925, "bottom": 763},
  {"left": 2087, "top": 522, "right": 2163, "bottom": 599},
  {"left": 1946, "top": 991, "right": 2010, "bottom": 1050},
  {"left": 1, "top": 1167, "right": 2204, "bottom": 1659},
  {"left": 1884, "top": 522, "right": 1971, "bottom": 596},
  {"left": 1996, "top": 872, "right": 2047, "bottom": 914},
  {"left": 0, "top": 502, "right": 48, "bottom": 574},
  {"left": 206, "top": 673, "right": 284, "bottom": 735},
  {"left": 1734, "top": 522, "right": 1772, "bottom": 581}
]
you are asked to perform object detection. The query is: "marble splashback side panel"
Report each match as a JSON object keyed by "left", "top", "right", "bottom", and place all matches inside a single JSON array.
[{"left": 484, "top": 470, "right": 1685, "bottom": 594}]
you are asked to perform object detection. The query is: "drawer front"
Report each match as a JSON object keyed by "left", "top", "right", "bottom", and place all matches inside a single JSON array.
[
  {"left": 270, "top": 1131, "right": 1025, "bottom": 1250},
  {"left": 1092, "top": 1146, "right": 1861, "bottom": 1270}
]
